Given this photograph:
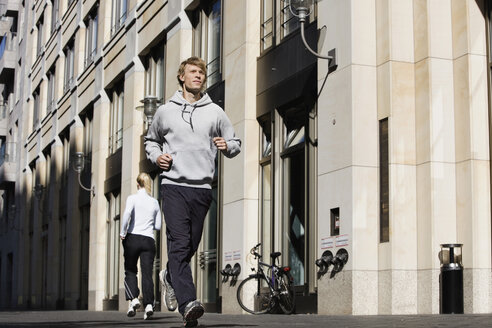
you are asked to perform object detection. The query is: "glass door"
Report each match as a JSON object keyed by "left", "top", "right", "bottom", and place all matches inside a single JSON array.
[{"left": 281, "top": 112, "right": 306, "bottom": 287}]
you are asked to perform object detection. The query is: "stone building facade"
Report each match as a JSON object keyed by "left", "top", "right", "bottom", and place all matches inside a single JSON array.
[{"left": 0, "top": 0, "right": 491, "bottom": 315}]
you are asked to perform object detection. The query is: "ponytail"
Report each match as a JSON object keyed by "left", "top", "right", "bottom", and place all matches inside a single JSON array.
[{"left": 137, "top": 172, "right": 152, "bottom": 194}]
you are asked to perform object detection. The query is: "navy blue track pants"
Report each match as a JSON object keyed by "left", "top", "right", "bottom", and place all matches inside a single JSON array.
[{"left": 161, "top": 184, "right": 212, "bottom": 314}]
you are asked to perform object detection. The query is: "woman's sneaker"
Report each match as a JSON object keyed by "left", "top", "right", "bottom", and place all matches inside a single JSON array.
[
  {"left": 143, "top": 304, "right": 154, "bottom": 320},
  {"left": 127, "top": 298, "right": 140, "bottom": 317},
  {"left": 159, "top": 269, "right": 177, "bottom": 311}
]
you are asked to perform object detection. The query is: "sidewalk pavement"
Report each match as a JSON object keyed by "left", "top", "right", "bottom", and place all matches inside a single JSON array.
[{"left": 1, "top": 310, "right": 492, "bottom": 328}]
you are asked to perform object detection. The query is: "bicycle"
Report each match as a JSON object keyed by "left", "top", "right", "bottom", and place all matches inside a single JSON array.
[{"left": 236, "top": 243, "right": 296, "bottom": 314}]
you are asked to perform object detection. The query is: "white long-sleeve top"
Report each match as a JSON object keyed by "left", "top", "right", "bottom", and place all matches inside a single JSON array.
[{"left": 120, "top": 188, "right": 162, "bottom": 239}]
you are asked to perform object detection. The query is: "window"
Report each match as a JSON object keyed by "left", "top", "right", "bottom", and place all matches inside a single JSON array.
[
  {"left": 50, "top": 0, "right": 59, "bottom": 35},
  {"left": 80, "top": 110, "right": 93, "bottom": 201},
  {"left": 42, "top": 152, "right": 51, "bottom": 227},
  {"left": 192, "top": 0, "right": 222, "bottom": 88},
  {"left": 32, "top": 88, "right": 40, "bottom": 130},
  {"left": 261, "top": 0, "right": 274, "bottom": 51},
  {"left": 109, "top": 84, "right": 124, "bottom": 154},
  {"left": 60, "top": 132, "right": 70, "bottom": 187},
  {"left": 280, "top": 1, "right": 298, "bottom": 39},
  {"left": 379, "top": 118, "right": 389, "bottom": 243},
  {"left": 58, "top": 215, "right": 67, "bottom": 302},
  {"left": 29, "top": 164, "right": 36, "bottom": 234},
  {"left": 106, "top": 191, "right": 120, "bottom": 300},
  {"left": 63, "top": 41, "right": 75, "bottom": 93},
  {"left": 111, "top": 0, "right": 127, "bottom": 35},
  {"left": 280, "top": 106, "right": 306, "bottom": 287},
  {"left": 144, "top": 43, "right": 165, "bottom": 101},
  {"left": 82, "top": 111, "right": 93, "bottom": 156},
  {"left": 15, "top": 59, "right": 21, "bottom": 103},
  {"left": 36, "top": 16, "right": 44, "bottom": 57},
  {"left": 150, "top": 174, "right": 162, "bottom": 300},
  {"left": 84, "top": 8, "right": 98, "bottom": 67},
  {"left": 263, "top": 1, "right": 317, "bottom": 47},
  {"left": 259, "top": 115, "right": 272, "bottom": 261},
  {"left": 258, "top": 102, "right": 316, "bottom": 291},
  {"left": 19, "top": 2, "right": 25, "bottom": 42},
  {"left": 46, "top": 68, "right": 56, "bottom": 114}
]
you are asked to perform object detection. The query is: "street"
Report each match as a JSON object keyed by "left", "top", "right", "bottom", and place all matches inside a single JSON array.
[{"left": 1, "top": 310, "right": 492, "bottom": 328}]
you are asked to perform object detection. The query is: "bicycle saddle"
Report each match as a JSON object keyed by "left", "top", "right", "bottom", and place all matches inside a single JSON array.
[{"left": 270, "top": 252, "right": 281, "bottom": 260}]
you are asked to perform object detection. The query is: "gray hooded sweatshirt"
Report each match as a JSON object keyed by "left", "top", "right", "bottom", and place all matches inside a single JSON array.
[{"left": 145, "top": 90, "right": 241, "bottom": 189}]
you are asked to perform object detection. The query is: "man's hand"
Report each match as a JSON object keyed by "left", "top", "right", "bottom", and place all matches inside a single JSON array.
[
  {"left": 157, "top": 153, "right": 173, "bottom": 171},
  {"left": 120, "top": 236, "right": 125, "bottom": 240},
  {"left": 213, "top": 137, "right": 228, "bottom": 151}
]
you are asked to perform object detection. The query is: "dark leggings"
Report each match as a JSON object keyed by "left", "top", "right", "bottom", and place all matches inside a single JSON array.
[{"left": 123, "top": 233, "right": 156, "bottom": 306}]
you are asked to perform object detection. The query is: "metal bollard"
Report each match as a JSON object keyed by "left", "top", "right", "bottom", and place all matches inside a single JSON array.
[{"left": 439, "top": 243, "right": 463, "bottom": 314}]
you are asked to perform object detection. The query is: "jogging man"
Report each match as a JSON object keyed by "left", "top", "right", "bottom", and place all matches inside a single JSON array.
[{"left": 145, "top": 56, "right": 241, "bottom": 327}]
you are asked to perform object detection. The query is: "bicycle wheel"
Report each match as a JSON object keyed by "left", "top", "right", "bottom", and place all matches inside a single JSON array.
[
  {"left": 277, "top": 272, "right": 296, "bottom": 314},
  {"left": 237, "top": 275, "right": 274, "bottom": 314}
]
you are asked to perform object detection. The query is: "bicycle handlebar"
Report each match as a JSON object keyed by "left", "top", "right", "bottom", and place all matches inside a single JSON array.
[{"left": 250, "top": 243, "right": 262, "bottom": 258}]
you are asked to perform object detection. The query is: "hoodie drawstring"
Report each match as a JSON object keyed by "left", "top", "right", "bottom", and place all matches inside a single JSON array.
[{"left": 181, "top": 103, "right": 197, "bottom": 131}]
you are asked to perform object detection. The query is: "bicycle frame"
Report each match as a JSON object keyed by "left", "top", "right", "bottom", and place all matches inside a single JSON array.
[{"left": 252, "top": 250, "right": 282, "bottom": 296}]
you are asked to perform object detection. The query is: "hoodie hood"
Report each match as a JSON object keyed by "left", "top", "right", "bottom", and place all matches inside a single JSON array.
[
  {"left": 169, "top": 90, "right": 213, "bottom": 107},
  {"left": 169, "top": 91, "right": 213, "bottom": 131}
]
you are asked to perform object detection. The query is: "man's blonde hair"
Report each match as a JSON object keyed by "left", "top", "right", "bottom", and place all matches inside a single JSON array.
[
  {"left": 137, "top": 172, "right": 152, "bottom": 194},
  {"left": 177, "top": 56, "right": 207, "bottom": 91}
]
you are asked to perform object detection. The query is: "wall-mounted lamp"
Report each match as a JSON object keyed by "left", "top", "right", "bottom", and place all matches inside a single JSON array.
[
  {"left": 315, "top": 250, "right": 333, "bottom": 279},
  {"left": 220, "top": 264, "right": 232, "bottom": 283},
  {"left": 33, "top": 183, "right": 45, "bottom": 200},
  {"left": 220, "top": 263, "right": 241, "bottom": 286},
  {"left": 72, "top": 152, "right": 95, "bottom": 197},
  {"left": 230, "top": 263, "right": 241, "bottom": 287},
  {"left": 8, "top": 204, "right": 21, "bottom": 232},
  {"left": 136, "top": 95, "right": 162, "bottom": 129},
  {"left": 287, "top": 0, "right": 337, "bottom": 70},
  {"left": 330, "top": 248, "right": 349, "bottom": 277}
]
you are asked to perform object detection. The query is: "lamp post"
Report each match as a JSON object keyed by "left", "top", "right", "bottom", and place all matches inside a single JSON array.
[
  {"left": 136, "top": 95, "right": 161, "bottom": 129},
  {"left": 288, "top": 0, "right": 337, "bottom": 68},
  {"left": 72, "top": 152, "right": 95, "bottom": 196}
]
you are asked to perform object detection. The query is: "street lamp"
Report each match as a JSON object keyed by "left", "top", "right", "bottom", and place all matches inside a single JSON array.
[
  {"left": 288, "top": 0, "right": 337, "bottom": 68},
  {"left": 72, "top": 152, "right": 95, "bottom": 196},
  {"left": 136, "top": 95, "right": 162, "bottom": 129},
  {"left": 33, "top": 184, "right": 45, "bottom": 200}
]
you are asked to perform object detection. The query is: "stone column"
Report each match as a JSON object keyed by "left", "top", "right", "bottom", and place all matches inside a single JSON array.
[
  {"left": 376, "top": 0, "right": 418, "bottom": 314},
  {"left": 451, "top": 0, "right": 491, "bottom": 314},
  {"left": 117, "top": 59, "right": 145, "bottom": 311},
  {"left": 317, "top": 0, "right": 378, "bottom": 315},
  {"left": 220, "top": 0, "right": 260, "bottom": 314},
  {"left": 64, "top": 119, "right": 83, "bottom": 309},
  {"left": 47, "top": 138, "right": 62, "bottom": 309},
  {"left": 88, "top": 94, "right": 110, "bottom": 311},
  {"left": 414, "top": 0, "right": 457, "bottom": 314}
]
